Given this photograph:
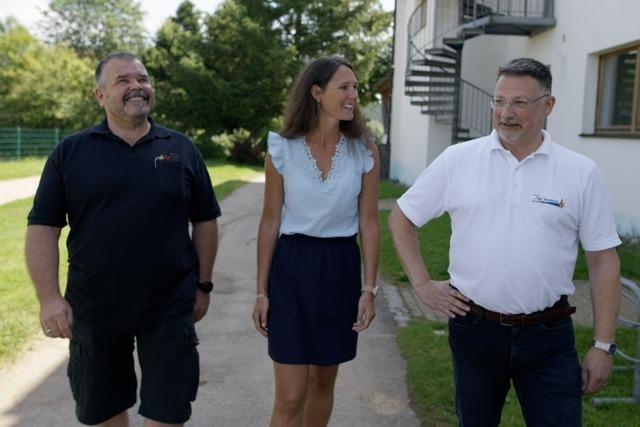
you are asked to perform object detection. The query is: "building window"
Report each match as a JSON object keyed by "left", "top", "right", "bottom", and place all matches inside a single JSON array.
[{"left": 596, "top": 46, "right": 639, "bottom": 133}]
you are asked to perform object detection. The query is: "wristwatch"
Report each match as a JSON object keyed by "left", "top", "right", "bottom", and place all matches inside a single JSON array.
[
  {"left": 197, "top": 280, "right": 214, "bottom": 294},
  {"left": 592, "top": 340, "right": 617, "bottom": 357},
  {"left": 361, "top": 285, "right": 379, "bottom": 297}
]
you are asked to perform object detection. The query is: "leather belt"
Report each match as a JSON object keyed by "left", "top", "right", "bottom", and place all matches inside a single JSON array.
[{"left": 468, "top": 296, "right": 576, "bottom": 327}]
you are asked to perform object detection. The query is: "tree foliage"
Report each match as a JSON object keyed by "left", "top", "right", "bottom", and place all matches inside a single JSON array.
[
  {"left": 0, "top": 19, "right": 101, "bottom": 128},
  {"left": 147, "top": 0, "right": 295, "bottom": 138},
  {"left": 237, "top": 0, "right": 393, "bottom": 103},
  {"left": 146, "top": 0, "right": 391, "bottom": 141},
  {"left": 1, "top": 0, "right": 394, "bottom": 154},
  {"left": 39, "top": 0, "right": 147, "bottom": 59}
]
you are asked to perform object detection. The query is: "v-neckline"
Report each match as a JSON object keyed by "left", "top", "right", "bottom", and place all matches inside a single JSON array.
[{"left": 302, "top": 135, "right": 345, "bottom": 182}]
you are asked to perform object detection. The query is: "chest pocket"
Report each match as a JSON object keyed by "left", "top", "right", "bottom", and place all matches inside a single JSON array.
[
  {"left": 156, "top": 161, "right": 191, "bottom": 200},
  {"left": 530, "top": 195, "right": 578, "bottom": 235}
]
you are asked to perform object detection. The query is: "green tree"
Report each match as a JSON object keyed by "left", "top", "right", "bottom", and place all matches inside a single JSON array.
[
  {"left": 40, "top": 0, "right": 147, "bottom": 59},
  {"left": 237, "top": 0, "right": 393, "bottom": 103},
  {"left": 147, "top": 1, "right": 294, "bottom": 137},
  {"left": 145, "top": 1, "right": 212, "bottom": 133},
  {"left": 200, "top": 0, "right": 295, "bottom": 132},
  {"left": 0, "top": 20, "right": 101, "bottom": 128},
  {"left": 146, "top": 0, "right": 391, "bottom": 158}
]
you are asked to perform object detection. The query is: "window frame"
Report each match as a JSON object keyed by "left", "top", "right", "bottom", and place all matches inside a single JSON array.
[{"left": 595, "top": 45, "right": 640, "bottom": 135}]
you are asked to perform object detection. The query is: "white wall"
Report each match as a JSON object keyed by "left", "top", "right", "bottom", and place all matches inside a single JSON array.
[
  {"left": 389, "top": 0, "right": 459, "bottom": 185},
  {"left": 461, "top": 36, "right": 524, "bottom": 93}
]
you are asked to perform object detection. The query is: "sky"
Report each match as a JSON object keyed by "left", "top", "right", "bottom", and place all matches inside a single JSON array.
[{"left": 0, "top": 0, "right": 395, "bottom": 38}]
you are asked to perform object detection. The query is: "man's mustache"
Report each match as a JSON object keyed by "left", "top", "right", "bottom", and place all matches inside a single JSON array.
[{"left": 123, "top": 90, "right": 149, "bottom": 101}]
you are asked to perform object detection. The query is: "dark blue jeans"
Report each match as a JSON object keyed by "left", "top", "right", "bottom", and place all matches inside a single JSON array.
[{"left": 448, "top": 312, "right": 582, "bottom": 427}]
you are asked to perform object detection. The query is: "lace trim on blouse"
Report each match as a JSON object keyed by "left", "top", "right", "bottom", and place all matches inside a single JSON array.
[{"left": 300, "top": 134, "right": 346, "bottom": 185}]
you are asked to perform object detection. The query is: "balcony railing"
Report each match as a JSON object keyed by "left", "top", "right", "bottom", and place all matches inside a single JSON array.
[{"left": 462, "top": 0, "right": 555, "bottom": 21}]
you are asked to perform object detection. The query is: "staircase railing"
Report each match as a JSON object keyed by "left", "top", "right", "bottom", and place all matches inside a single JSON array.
[
  {"left": 459, "top": 80, "right": 493, "bottom": 137},
  {"left": 405, "top": 1, "right": 429, "bottom": 79},
  {"left": 406, "top": 1, "right": 461, "bottom": 76},
  {"left": 405, "top": 0, "right": 555, "bottom": 141},
  {"left": 408, "top": 0, "right": 555, "bottom": 73}
]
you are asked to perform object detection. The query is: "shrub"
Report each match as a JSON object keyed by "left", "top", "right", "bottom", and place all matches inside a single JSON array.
[{"left": 224, "top": 129, "right": 264, "bottom": 164}]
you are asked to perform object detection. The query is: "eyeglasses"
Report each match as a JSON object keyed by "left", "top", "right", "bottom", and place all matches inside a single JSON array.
[{"left": 489, "top": 94, "right": 549, "bottom": 110}]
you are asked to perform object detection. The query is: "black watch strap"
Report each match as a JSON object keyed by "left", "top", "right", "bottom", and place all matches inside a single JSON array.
[{"left": 197, "top": 280, "right": 214, "bottom": 293}]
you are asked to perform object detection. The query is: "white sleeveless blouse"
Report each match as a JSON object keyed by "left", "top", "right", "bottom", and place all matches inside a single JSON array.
[{"left": 268, "top": 131, "right": 374, "bottom": 238}]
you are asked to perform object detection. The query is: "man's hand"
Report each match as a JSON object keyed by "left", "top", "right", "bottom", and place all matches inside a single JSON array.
[
  {"left": 581, "top": 347, "right": 614, "bottom": 394},
  {"left": 40, "top": 294, "right": 73, "bottom": 339},
  {"left": 415, "top": 279, "right": 470, "bottom": 318},
  {"left": 193, "top": 290, "right": 211, "bottom": 322}
]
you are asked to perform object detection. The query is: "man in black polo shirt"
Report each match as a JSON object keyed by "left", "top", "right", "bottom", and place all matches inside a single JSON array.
[{"left": 25, "top": 51, "right": 220, "bottom": 426}]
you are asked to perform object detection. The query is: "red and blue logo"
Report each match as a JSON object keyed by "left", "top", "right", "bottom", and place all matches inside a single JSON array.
[{"left": 532, "top": 194, "right": 565, "bottom": 208}]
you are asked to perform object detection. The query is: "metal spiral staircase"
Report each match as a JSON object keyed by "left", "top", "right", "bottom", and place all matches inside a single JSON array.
[{"left": 405, "top": 0, "right": 556, "bottom": 144}]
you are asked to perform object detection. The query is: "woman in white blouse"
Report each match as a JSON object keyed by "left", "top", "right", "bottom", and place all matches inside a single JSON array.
[{"left": 252, "top": 57, "right": 380, "bottom": 426}]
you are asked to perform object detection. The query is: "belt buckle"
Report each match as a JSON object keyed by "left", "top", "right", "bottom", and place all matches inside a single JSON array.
[{"left": 498, "top": 313, "right": 511, "bottom": 327}]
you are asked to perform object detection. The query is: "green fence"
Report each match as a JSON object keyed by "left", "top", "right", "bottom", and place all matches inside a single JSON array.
[{"left": 0, "top": 127, "right": 74, "bottom": 159}]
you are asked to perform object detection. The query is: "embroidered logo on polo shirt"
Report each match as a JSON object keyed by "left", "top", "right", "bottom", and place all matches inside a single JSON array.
[
  {"left": 532, "top": 194, "right": 565, "bottom": 208},
  {"left": 154, "top": 152, "right": 179, "bottom": 169}
]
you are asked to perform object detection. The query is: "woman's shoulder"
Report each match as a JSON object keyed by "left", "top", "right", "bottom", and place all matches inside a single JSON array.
[{"left": 346, "top": 133, "right": 376, "bottom": 172}]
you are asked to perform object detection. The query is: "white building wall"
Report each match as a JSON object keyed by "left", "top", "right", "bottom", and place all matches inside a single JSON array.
[
  {"left": 461, "top": 36, "right": 527, "bottom": 94},
  {"left": 389, "top": 0, "right": 430, "bottom": 184}
]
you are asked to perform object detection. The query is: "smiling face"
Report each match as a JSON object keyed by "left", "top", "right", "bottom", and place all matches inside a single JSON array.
[
  {"left": 312, "top": 65, "right": 359, "bottom": 122},
  {"left": 493, "top": 75, "right": 555, "bottom": 157},
  {"left": 95, "top": 58, "right": 155, "bottom": 125}
]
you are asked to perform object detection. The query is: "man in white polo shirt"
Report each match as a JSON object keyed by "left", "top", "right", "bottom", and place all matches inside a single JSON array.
[{"left": 389, "top": 58, "right": 621, "bottom": 426}]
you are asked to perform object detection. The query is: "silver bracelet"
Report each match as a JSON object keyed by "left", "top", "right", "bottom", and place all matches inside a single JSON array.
[{"left": 256, "top": 293, "right": 268, "bottom": 299}]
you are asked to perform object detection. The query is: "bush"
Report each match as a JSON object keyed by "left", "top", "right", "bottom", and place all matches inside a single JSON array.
[
  {"left": 191, "top": 128, "right": 265, "bottom": 164},
  {"left": 228, "top": 129, "right": 265, "bottom": 164},
  {"left": 189, "top": 130, "right": 228, "bottom": 159}
]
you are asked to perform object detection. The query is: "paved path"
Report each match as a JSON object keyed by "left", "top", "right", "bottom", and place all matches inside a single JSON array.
[
  {"left": 0, "top": 176, "right": 40, "bottom": 205},
  {"left": 0, "top": 180, "right": 420, "bottom": 427}
]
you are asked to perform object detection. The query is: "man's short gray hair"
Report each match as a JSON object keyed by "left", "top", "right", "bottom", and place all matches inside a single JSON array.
[
  {"left": 95, "top": 51, "right": 142, "bottom": 86},
  {"left": 497, "top": 58, "right": 552, "bottom": 93}
]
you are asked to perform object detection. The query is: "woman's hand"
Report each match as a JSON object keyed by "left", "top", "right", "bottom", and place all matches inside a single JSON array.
[
  {"left": 252, "top": 295, "right": 269, "bottom": 337},
  {"left": 352, "top": 292, "right": 376, "bottom": 332}
]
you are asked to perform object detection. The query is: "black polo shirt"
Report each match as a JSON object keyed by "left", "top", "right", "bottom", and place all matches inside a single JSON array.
[{"left": 28, "top": 118, "right": 221, "bottom": 329}]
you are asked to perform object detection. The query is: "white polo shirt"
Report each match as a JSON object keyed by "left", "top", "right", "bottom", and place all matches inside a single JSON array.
[{"left": 397, "top": 130, "right": 621, "bottom": 314}]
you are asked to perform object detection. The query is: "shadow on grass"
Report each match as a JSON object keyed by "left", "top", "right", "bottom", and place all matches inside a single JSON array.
[{"left": 214, "top": 179, "right": 254, "bottom": 200}]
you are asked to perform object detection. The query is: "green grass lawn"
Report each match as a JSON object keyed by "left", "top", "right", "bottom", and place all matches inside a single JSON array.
[
  {"left": 0, "top": 157, "right": 47, "bottom": 180},
  {"left": 0, "top": 161, "right": 262, "bottom": 366},
  {"left": 0, "top": 198, "right": 69, "bottom": 364},
  {"left": 379, "top": 179, "right": 407, "bottom": 199},
  {"left": 205, "top": 159, "right": 262, "bottom": 199}
]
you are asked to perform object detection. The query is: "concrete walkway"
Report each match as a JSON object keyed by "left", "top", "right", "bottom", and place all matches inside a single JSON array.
[
  {"left": 0, "top": 179, "right": 420, "bottom": 427},
  {"left": 0, "top": 176, "right": 40, "bottom": 205}
]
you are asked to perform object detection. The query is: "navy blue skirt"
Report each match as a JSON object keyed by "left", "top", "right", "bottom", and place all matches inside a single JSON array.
[{"left": 267, "top": 233, "right": 361, "bottom": 366}]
